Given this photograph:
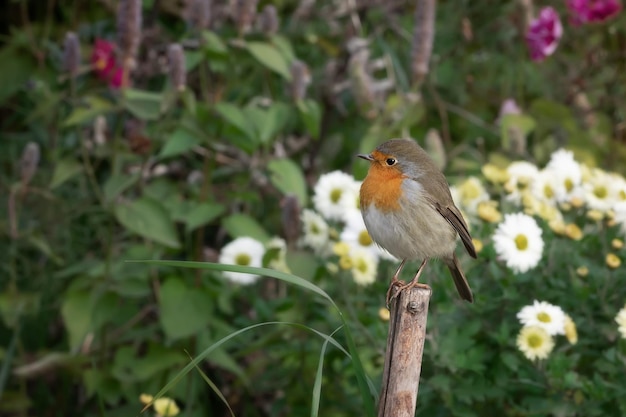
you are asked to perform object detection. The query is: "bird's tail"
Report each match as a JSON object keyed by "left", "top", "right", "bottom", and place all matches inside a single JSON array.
[{"left": 445, "top": 254, "right": 474, "bottom": 303}]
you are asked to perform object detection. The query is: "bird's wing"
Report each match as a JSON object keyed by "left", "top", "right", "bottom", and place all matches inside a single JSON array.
[{"left": 434, "top": 202, "right": 477, "bottom": 258}]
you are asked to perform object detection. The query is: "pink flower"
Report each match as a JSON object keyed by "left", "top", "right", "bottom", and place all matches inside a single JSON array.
[
  {"left": 525, "top": 7, "right": 563, "bottom": 62},
  {"left": 566, "top": 0, "right": 622, "bottom": 25},
  {"left": 91, "top": 39, "right": 126, "bottom": 88}
]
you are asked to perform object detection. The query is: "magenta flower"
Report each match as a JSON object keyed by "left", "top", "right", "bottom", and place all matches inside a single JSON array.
[
  {"left": 566, "top": 0, "right": 622, "bottom": 25},
  {"left": 525, "top": 7, "right": 563, "bottom": 62},
  {"left": 91, "top": 39, "right": 126, "bottom": 88}
]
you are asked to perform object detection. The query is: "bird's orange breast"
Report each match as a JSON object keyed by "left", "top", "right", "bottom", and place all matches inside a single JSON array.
[{"left": 360, "top": 163, "right": 406, "bottom": 213}]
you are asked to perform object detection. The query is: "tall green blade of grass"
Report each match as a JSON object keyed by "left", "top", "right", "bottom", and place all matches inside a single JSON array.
[{"left": 134, "top": 260, "right": 377, "bottom": 417}]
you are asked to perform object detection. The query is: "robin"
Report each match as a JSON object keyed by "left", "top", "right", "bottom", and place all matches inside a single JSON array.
[{"left": 358, "top": 138, "right": 476, "bottom": 304}]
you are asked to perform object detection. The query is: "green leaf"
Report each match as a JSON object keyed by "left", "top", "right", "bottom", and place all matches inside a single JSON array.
[
  {"left": 159, "top": 277, "right": 213, "bottom": 340},
  {"left": 61, "top": 290, "right": 92, "bottom": 351},
  {"left": 114, "top": 198, "right": 181, "bottom": 248},
  {"left": 215, "top": 102, "right": 257, "bottom": 143},
  {"left": 270, "top": 35, "right": 296, "bottom": 61},
  {"left": 222, "top": 213, "right": 270, "bottom": 243},
  {"left": 103, "top": 173, "right": 140, "bottom": 203},
  {"left": 202, "top": 31, "right": 228, "bottom": 55},
  {"left": 245, "top": 41, "right": 291, "bottom": 80},
  {"left": 185, "top": 202, "right": 226, "bottom": 233},
  {"left": 64, "top": 96, "right": 114, "bottom": 126},
  {"left": 49, "top": 158, "right": 83, "bottom": 189},
  {"left": 297, "top": 99, "right": 321, "bottom": 139},
  {"left": 159, "top": 128, "right": 201, "bottom": 159},
  {"left": 245, "top": 102, "right": 290, "bottom": 145},
  {"left": 123, "top": 89, "right": 163, "bottom": 120},
  {"left": 267, "top": 158, "right": 307, "bottom": 206}
]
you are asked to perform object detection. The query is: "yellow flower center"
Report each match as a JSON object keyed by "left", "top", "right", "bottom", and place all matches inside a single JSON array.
[
  {"left": 594, "top": 186, "right": 608, "bottom": 199},
  {"left": 619, "top": 189, "right": 626, "bottom": 200},
  {"left": 564, "top": 178, "right": 574, "bottom": 192},
  {"left": 310, "top": 222, "right": 320, "bottom": 234},
  {"left": 528, "top": 333, "right": 543, "bottom": 348},
  {"left": 235, "top": 253, "right": 251, "bottom": 266},
  {"left": 330, "top": 188, "right": 342, "bottom": 203},
  {"left": 536, "top": 312, "right": 551, "bottom": 323},
  {"left": 543, "top": 185, "right": 554, "bottom": 199},
  {"left": 463, "top": 184, "right": 481, "bottom": 200},
  {"left": 514, "top": 234, "right": 528, "bottom": 251},
  {"left": 355, "top": 258, "right": 368, "bottom": 273},
  {"left": 358, "top": 230, "right": 373, "bottom": 246}
]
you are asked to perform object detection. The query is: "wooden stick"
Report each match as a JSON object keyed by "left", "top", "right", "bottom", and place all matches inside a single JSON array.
[{"left": 378, "top": 286, "right": 432, "bottom": 417}]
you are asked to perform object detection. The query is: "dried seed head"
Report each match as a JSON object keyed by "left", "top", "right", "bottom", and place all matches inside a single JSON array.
[
  {"left": 281, "top": 194, "right": 301, "bottom": 247},
  {"left": 411, "top": 0, "right": 436, "bottom": 86},
  {"left": 424, "top": 129, "right": 446, "bottom": 170},
  {"left": 20, "top": 142, "right": 40, "bottom": 185},
  {"left": 231, "top": 0, "right": 259, "bottom": 35},
  {"left": 167, "top": 43, "right": 187, "bottom": 92},
  {"left": 186, "top": 0, "right": 212, "bottom": 30},
  {"left": 258, "top": 5, "right": 279, "bottom": 35},
  {"left": 290, "top": 60, "right": 311, "bottom": 101},
  {"left": 117, "top": 0, "right": 142, "bottom": 69},
  {"left": 93, "top": 115, "right": 108, "bottom": 145},
  {"left": 63, "top": 32, "right": 81, "bottom": 76}
]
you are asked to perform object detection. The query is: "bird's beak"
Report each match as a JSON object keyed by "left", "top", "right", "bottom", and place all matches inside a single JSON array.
[{"left": 357, "top": 153, "right": 374, "bottom": 161}]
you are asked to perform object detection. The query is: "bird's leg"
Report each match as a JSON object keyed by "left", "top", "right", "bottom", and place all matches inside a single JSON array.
[
  {"left": 389, "top": 258, "right": 431, "bottom": 306},
  {"left": 386, "top": 259, "right": 407, "bottom": 308}
]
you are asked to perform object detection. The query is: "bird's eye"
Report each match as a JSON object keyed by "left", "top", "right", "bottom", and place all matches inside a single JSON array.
[{"left": 385, "top": 158, "right": 397, "bottom": 166}]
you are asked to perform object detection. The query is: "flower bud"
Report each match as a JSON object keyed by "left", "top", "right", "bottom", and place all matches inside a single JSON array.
[
  {"left": 167, "top": 43, "right": 186, "bottom": 92},
  {"left": 258, "top": 5, "right": 279, "bottom": 35},
  {"left": 280, "top": 194, "right": 301, "bottom": 247},
  {"left": 117, "top": 0, "right": 142, "bottom": 69},
  {"left": 20, "top": 142, "right": 40, "bottom": 185},
  {"left": 186, "top": 0, "right": 212, "bottom": 30},
  {"left": 231, "top": 0, "right": 259, "bottom": 35},
  {"left": 63, "top": 32, "right": 81, "bottom": 77},
  {"left": 290, "top": 59, "right": 311, "bottom": 101}
]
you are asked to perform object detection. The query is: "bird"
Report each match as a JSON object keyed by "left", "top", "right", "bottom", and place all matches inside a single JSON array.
[{"left": 358, "top": 138, "right": 476, "bottom": 305}]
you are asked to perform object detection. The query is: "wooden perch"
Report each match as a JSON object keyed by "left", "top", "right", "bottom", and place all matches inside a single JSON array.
[{"left": 378, "top": 286, "right": 432, "bottom": 417}]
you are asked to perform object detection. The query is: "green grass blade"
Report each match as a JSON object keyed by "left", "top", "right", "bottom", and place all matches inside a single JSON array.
[
  {"left": 311, "top": 326, "right": 343, "bottom": 417},
  {"left": 130, "top": 260, "right": 337, "bottom": 309},
  {"left": 148, "top": 321, "right": 348, "bottom": 404},
  {"left": 343, "top": 323, "right": 377, "bottom": 416},
  {"left": 132, "top": 260, "right": 376, "bottom": 414},
  {"left": 185, "top": 351, "right": 235, "bottom": 417}
]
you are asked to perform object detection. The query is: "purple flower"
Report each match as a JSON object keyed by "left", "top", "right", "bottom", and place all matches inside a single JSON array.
[
  {"left": 567, "top": 0, "right": 622, "bottom": 25},
  {"left": 525, "top": 7, "right": 563, "bottom": 62}
]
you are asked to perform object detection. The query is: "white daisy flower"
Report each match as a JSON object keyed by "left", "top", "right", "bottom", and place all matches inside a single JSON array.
[
  {"left": 616, "top": 304, "right": 626, "bottom": 339},
  {"left": 341, "top": 178, "right": 363, "bottom": 219},
  {"left": 218, "top": 237, "right": 266, "bottom": 285},
  {"left": 546, "top": 148, "right": 583, "bottom": 203},
  {"left": 301, "top": 209, "right": 330, "bottom": 253},
  {"left": 516, "top": 325, "right": 555, "bottom": 361},
  {"left": 504, "top": 161, "right": 540, "bottom": 205},
  {"left": 493, "top": 213, "right": 544, "bottom": 273},
  {"left": 583, "top": 168, "right": 619, "bottom": 212},
  {"left": 517, "top": 300, "right": 566, "bottom": 335},
  {"left": 453, "top": 176, "right": 490, "bottom": 216},
  {"left": 340, "top": 211, "right": 396, "bottom": 261},
  {"left": 313, "top": 171, "right": 360, "bottom": 221},
  {"left": 349, "top": 247, "right": 378, "bottom": 286},
  {"left": 531, "top": 169, "right": 560, "bottom": 206}
]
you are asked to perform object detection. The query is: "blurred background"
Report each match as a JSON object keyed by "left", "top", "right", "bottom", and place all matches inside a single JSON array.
[{"left": 1, "top": 0, "right": 626, "bottom": 416}]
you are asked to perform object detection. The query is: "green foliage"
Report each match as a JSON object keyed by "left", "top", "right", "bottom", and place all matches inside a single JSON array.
[{"left": 1, "top": 1, "right": 626, "bottom": 417}]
